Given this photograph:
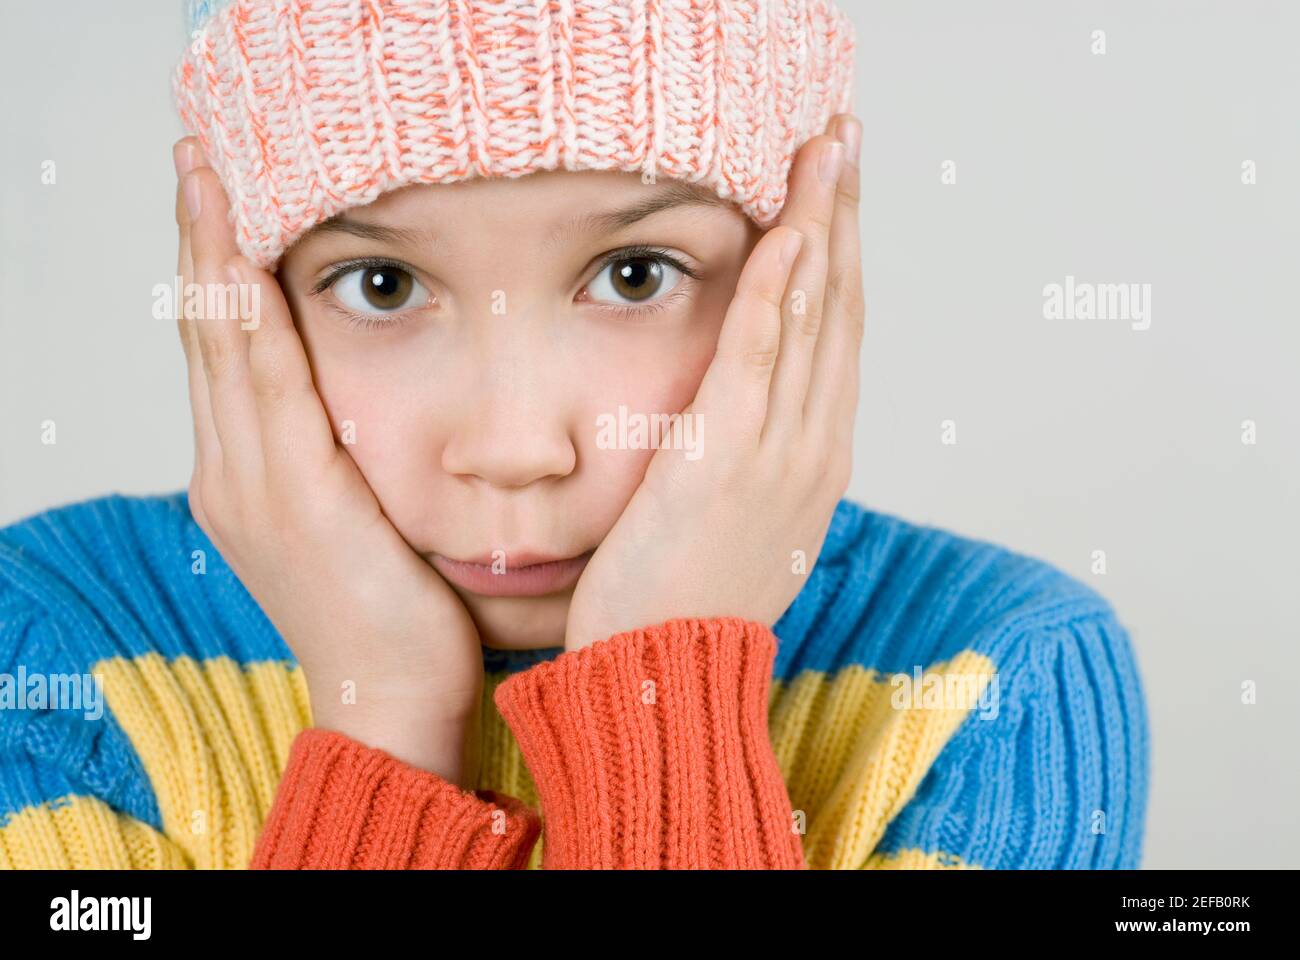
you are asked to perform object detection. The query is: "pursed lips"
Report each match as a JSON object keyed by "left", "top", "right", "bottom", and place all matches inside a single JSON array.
[{"left": 426, "top": 549, "right": 594, "bottom": 597}]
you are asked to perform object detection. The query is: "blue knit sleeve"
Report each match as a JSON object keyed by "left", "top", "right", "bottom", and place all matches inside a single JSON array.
[
  {"left": 0, "top": 539, "right": 189, "bottom": 867},
  {"left": 869, "top": 608, "right": 1151, "bottom": 869}
]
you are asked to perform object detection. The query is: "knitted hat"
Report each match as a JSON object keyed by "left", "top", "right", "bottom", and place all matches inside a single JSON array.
[{"left": 174, "top": 0, "right": 856, "bottom": 269}]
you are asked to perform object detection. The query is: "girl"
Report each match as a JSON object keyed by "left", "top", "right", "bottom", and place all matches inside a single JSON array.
[{"left": 0, "top": 0, "right": 1147, "bottom": 869}]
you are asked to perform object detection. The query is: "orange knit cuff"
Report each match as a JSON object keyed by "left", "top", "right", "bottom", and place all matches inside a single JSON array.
[
  {"left": 251, "top": 727, "right": 540, "bottom": 869},
  {"left": 494, "top": 617, "right": 806, "bottom": 869}
]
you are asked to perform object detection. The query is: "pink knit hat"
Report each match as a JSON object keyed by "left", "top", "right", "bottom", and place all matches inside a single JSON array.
[{"left": 173, "top": 0, "right": 856, "bottom": 269}]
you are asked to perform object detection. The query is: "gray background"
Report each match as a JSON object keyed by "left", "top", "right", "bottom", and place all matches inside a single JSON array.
[{"left": 1, "top": 1, "right": 1296, "bottom": 868}]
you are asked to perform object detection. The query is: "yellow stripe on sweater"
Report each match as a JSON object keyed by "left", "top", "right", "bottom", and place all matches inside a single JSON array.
[
  {"left": 95, "top": 655, "right": 310, "bottom": 869},
  {"left": 0, "top": 794, "right": 189, "bottom": 869},
  {"left": 769, "top": 651, "right": 998, "bottom": 869},
  {"left": 863, "top": 847, "right": 979, "bottom": 869},
  {"left": 16, "top": 652, "right": 994, "bottom": 870}
]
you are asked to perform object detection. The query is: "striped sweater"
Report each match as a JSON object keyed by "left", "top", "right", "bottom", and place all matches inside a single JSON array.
[{"left": 0, "top": 491, "right": 1149, "bottom": 869}]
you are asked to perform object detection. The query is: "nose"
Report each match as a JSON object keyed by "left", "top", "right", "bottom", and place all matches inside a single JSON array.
[{"left": 440, "top": 328, "right": 577, "bottom": 490}]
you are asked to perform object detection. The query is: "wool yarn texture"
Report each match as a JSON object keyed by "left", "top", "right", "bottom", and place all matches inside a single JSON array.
[{"left": 174, "top": 0, "right": 857, "bottom": 268}]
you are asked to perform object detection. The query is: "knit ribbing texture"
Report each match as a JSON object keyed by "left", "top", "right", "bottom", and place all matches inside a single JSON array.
[
  {"left": 250, "top": 727, "right": 540, "bottom": 868},
  {"left": 0, "top": 493, "right": 1149, "bottom": 870},
  {"left": 173, "top": 0, "right": 857, "bottom": 268},
  {"left": 493, "top": 616, "right": 806, "bottom": 869}
]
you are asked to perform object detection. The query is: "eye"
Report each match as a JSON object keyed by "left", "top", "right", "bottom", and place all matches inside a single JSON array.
[
  {"left": 585, "top": 251, "right": 688, "bottom": 307},
  {"left": 330, "top": 263, "right": 429, "bottom": 314}
]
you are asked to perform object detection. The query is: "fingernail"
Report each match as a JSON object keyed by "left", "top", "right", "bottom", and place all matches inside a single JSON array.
[
  {"left": 183, "top": 173, "right": 202, "bottom": 220},
  {"left": 820, "top": 141, "right": 846, "bottom": 186},
  {"left": 173, "top": 141, "right": 199, "bottom": 178},
  {"left": 780, "top": 229, "right": 805, "bottom": 270},
  {"left": 836, "top": 117, "right": 861, "bottom": 168}
]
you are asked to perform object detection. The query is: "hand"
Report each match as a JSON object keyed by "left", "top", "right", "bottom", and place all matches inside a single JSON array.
[
  {"left": 172, "top": 138, "right": 484, "bottom": 786},
  {"left": 565, "top": 114, "right": 864, "bottom": 651}
]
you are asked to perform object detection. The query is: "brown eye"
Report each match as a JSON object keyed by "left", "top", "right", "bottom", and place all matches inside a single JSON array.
[
  {"left": 610, "top": 258, "right": 663, "bottom": 301},
  {"left": 360, "top": 267, "right": 412, "bottom": 309},
  {"left": 332, "top": 263, "right": 427, "bottom": 315},
  {"left": 587, "top": 254, "right": 685, "bottom": 307}
]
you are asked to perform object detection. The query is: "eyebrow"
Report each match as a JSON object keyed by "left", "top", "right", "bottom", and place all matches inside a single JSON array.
[
  {"left": 302, "top": 179, "right": 734, "bottom": 249},
  {"left": 302, "top": 217, "right": 436, "bottom": 247},
  {"left": 545, "top": 180, "right": 735, "bottom": 245}
]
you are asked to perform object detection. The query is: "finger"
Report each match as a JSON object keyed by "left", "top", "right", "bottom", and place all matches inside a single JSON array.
[
  {"left": 762, "top": 133, "right": 844, "bottom": 443},
  {"left": 225, "top": 255, "right": 340, "bottom": 480},
  {"left": 185, "top": 165, "right": 265, "bottom": 476},
  {"left": 173, "top": 138, "right": 222, "bottom": 473},
  {"left": 692, "top": 225, "right": 805, "bottom": 445},
  {"left": 805, "top": 114, "right": 864, "bottom": 441}
]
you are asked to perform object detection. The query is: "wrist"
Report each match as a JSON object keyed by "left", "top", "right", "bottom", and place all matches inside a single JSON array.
[{"left": 308, "top": 692, "right": 477, "bottom": 787}]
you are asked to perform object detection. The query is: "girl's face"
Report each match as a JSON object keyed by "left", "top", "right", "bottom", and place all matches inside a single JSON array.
[{"left": 277, "top": 170, "right": 763, "bottom": 649}]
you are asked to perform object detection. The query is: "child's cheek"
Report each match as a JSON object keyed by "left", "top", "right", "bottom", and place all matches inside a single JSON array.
[
  {"left": 569, "top": 313, "right": 722, "bottom": 500},
  {"left": 573, "top": 291, "right": 728, "bottom": 411},
  {"left": 304, "top": 351, "right": 443, "bottom": 529}
]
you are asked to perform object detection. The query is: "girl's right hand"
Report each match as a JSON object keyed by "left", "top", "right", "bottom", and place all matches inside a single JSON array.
[{"left": 172, "top": 138, "right": 484, "bottom": 787}]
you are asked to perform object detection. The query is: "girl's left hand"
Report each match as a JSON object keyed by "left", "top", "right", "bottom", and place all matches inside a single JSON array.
[{"left": 565, "top": 114, "right": 864, "bottom": 651}]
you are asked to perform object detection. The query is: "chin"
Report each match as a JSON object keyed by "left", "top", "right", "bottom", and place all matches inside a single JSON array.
[{"left": 466, "top": 592, "right": 569, "bottom": 650}]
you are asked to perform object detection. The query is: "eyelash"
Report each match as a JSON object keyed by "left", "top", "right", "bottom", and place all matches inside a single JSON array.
[
  {"left": 311, "top": 257, "right": 408, "bottom": 297},
  {"left": 310, "top": 257, "right": 425, "bottom": 332},
  {"left": 589, "top": 244, "right": 701, "bottom": 321},
  {"left": 311, "top": 246, "right": 702, "bottom": 331}
]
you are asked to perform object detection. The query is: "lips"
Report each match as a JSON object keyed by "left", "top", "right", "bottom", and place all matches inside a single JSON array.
[{"left": 428, "top": 549, "right": 594, "bottom": 598}]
